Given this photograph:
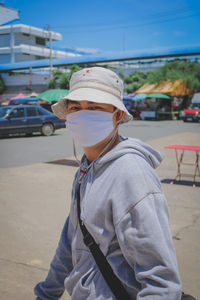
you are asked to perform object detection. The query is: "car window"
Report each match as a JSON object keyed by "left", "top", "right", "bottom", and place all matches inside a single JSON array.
[
  {"left": 27, "top": 107, "right": 38, "bottom": 116},
  {"left": 10, "top": 107, "right": 25, "bottom": 118},
  {"left": 190, "top": 103, "right": 200, "bottom": 109},
  {"left": 0, "top": 107, "right": 12, "bottom": 118},
  {"left": 37, "top": 108, "right": 45, "bottom": 116}
]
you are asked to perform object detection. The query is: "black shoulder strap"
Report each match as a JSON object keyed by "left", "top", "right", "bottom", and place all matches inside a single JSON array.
[
  {"left": 77, "top": 184, "right": 131, "bottom": 300},
  {"left": 77, "top": 184, "right": 197, "bottom": 300}
]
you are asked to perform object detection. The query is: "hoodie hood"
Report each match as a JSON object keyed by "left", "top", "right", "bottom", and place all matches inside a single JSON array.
[{"left": 95, "top": 137, "right": 164, "bottom": 171}]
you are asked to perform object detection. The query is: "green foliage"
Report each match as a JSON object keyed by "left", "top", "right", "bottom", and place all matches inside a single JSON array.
[
  {"left": 123, "top": 70, "right": 148, "bottom": 93},
  {"left": 70, "top": 64, "right": 82, "bottom": 74},
  {"left": 118, "top": 70, "right": 125, "bottom": 80},
  {"left": 125, "top": 82, "right": 143, "bottom": 94},
  {"left": 52, "top": 70, "right": 64, "bottom": 81},
  {"left": 144, "top": 60, "right": 200, "bottom": 92},
  {"left": 59, "top": 73, "right": 70, "bottom": 89},
  {"left": 185, "top": 76, "right": 200, "bottom": 92},
  {"left": 0, "top": 75, "right": 5, "bottom": 94},
  {"left": 122, "top": 60, "right": 200, "bottom": 93},
  {"left": 47, "top": 61, "right": 200, "bottom": 93},
  {"left": 48, "top": 78, "right": 56, "bottom": 89},
  {"left": 48, "top": 64, "right": 82, "bottom": 89}
]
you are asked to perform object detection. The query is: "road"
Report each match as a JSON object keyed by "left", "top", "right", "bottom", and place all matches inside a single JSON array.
[
  {"left": 0, "top": 120, "right": 199, "bottom": 300},
  {"left": 0, "top": 120, "right": 199, "bottom": 168}
]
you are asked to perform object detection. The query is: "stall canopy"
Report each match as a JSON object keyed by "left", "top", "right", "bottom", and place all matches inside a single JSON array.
[
  {"left": 133, "top": 93, "right": 147, "bottom": 101},
  {"left": 147, "top": 93, "right": 170, "bottom": 99},
  {"left": 38, "top": 89, "right": 69, "bottom": 102},
  {"left": 136, "top": 79, "right": 191, "bottom": 96}
]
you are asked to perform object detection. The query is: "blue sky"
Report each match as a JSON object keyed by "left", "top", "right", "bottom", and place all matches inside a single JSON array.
[{"left": 4, "top": 0, "right": 200, "bottom": 54}]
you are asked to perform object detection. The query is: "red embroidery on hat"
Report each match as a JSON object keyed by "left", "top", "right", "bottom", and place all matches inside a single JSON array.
[
  {"left": 83, "top": 74, "right": 86, "bottom": 76},
  {"left": 86, "top": 69, "right": 90, "bottom": 73}
]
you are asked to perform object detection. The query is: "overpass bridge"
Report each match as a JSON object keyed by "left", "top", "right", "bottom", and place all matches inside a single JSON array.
[{"left": 0, "top": 44, "right": 200, "bottom": 72}]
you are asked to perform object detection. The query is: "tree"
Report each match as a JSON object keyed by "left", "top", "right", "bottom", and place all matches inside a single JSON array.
[
  {"left": 52, "top": 70, "right": 64, "bottom": 81},
  {"left": 122, "top": 60, "right": 200, "bottom": 94},
  {"left": 47, "top": 64, "right": 82, "bottom": 89},
  {"left": 123, "top": 70, "right": 148, "bottom": 93},
  {"left": 145, "top": 60, "right": 200, "bottom": 92},
  {"left": 118, "top": 70, "right": 125, "bottom": 80},
  {"left": 48, "top": 78, "right": 56, "bottom": 89},
  {"left": 125, "top": 82, "right": 143, "bottom": 94},
  {"left": 69, "top": 64, "right": 82, "bottom": 75},
  {"left": 59, "top": 73, "right": 70, "bottom": 89}
]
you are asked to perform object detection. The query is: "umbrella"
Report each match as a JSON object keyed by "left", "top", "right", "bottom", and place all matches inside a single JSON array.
[
  {"left": 128, "top": 92, "right": 136, "bottom": 97},
  {"left": 147, "top": 93, "right": 170, "bottom": 99},
  {"left": 0, "top": 100, "right": 9, "bottom": 105},
  {"left": 10, "top": 93, "right": 25, "bottom": 100},
  {"left": 133, "top": 93, "right": 147, "bottom": 101},
  {"left": 123, "top": 95, "right": 134, "bottom": 101},
  {"left": 30, "top": 92, "right": 38, "bottom": 97},
  {"left": 38, "top": 89, "right": 69, "bottom": 102}
]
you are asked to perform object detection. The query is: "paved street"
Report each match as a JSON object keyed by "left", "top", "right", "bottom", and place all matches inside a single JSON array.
[
  {"left": 0, "top": 120, "right": 200, "bottom": 300},
  {"left": 0, "top": 120, "right": 199, "bottom": 168}
]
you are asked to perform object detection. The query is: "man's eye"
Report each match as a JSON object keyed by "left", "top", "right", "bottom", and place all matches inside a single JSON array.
[
  {"left": 88, "top": 106, "right": 103, "bottom": 110},
  {"left": 69, "top": 106, "right": 80, "bottom": 111}
]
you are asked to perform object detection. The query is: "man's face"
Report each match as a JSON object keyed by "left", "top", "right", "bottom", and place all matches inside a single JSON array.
[
  {"left": 66, "top": 100, "right": 125, "bottom": 127},
  {"left": 66, "top": 100, "right": 115, "bottom": 114}
]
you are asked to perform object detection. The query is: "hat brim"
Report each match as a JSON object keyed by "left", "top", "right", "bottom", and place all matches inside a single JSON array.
[{"left": 52, "top": 88, "right": 133, "bottom": 123}]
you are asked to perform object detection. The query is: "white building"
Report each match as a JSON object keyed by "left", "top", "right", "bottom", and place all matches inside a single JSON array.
[{"left": 0, "top": 23, "right": 78, "bottom": 64}]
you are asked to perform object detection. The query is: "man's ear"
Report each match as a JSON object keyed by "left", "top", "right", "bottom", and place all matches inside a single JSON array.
[{"left": 114, "top": 110, "right": 125, "bottom": 125}]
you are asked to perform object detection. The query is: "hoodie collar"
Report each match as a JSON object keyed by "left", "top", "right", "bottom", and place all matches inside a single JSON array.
[{"left": 94, "top": 137, "right": 164, "bottom": 171}]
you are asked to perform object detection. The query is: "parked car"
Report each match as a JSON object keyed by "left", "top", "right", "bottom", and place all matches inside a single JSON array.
[
  {"left": 182, "top": 103, "right": 200, "bottom": 122},
  {"left": 197, "top": 112, "right": 200, "bottom": 122},
  {"left": 0, "top": 105, "right": 65, "bottom": 137}
]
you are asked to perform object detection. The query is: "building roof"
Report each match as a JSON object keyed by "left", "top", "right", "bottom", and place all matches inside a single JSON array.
[
  {"left": 136, "top": 79, "right": 191, "bottom": 96},
  {"left": 0, "top": 5, "right": 19, "bottom": 25}
]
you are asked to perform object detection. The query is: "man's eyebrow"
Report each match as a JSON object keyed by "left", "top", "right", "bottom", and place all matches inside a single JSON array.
[
  {"left": 67, "top": 101, "right": 100, "bottom": 105},
  {"left": 67, "top": 100, "right": 80, "bottom": 105},
  {"left": 87, "top": 102, "right": 101, "bottom": 105},
  {"left": 67, "top": 100, "right": 102, "bottom": 105}
]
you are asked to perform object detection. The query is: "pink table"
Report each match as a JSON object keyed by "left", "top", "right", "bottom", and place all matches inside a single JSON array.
[{"left": 165, "top": 145, "right": 200, "bottom": 187}]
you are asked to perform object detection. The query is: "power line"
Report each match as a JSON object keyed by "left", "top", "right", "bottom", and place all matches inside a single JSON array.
[
  {"left": 56, "top": 10, "right": 200, "bottom": 35},
  {"left": 51, "top": 7, "right": 199, "bottom": 32},
  {"left": 52, "top": 7, "right": 190, "bottom": 29}
]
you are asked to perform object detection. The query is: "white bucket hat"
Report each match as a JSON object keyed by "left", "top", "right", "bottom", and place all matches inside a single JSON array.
[{"left": 52, "top": 67, "right": 133, "bottom": 123}]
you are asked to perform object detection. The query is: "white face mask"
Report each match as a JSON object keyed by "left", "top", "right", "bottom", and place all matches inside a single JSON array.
[{"left": 66, "top": 110, "right": 115, "bottom": 147}]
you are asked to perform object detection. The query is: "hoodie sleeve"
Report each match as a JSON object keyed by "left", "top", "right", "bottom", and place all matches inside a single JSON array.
[
  {"left": 115, "top": 192, "right": 182, "bottom": 300},
  {"left": 34, "top": 216, "right": 73, "bottom": 300}
]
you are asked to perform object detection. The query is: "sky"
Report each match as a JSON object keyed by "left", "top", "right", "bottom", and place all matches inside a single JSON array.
[{"left": 3, "top": 0, "right": 200, "bottom": 54}]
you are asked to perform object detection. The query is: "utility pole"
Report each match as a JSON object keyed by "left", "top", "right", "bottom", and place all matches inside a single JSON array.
[
  {"left": 46, "top": 24, "right": 53, "bottom": 80},
  {"left": 10, "top": 25, "right": 15, "bottom": 63},
  {"left": 29, "top": 65, "right": 32, "bottom": 92}
]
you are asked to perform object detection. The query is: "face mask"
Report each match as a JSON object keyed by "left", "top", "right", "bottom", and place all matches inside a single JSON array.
[{"left": 66, "top": 110, "right": 115, "bottom": 147}]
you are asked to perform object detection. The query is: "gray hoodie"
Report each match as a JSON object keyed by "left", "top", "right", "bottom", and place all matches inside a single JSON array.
[{"left": 34, "top": 137, "right": 182, "bottom": 300}]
